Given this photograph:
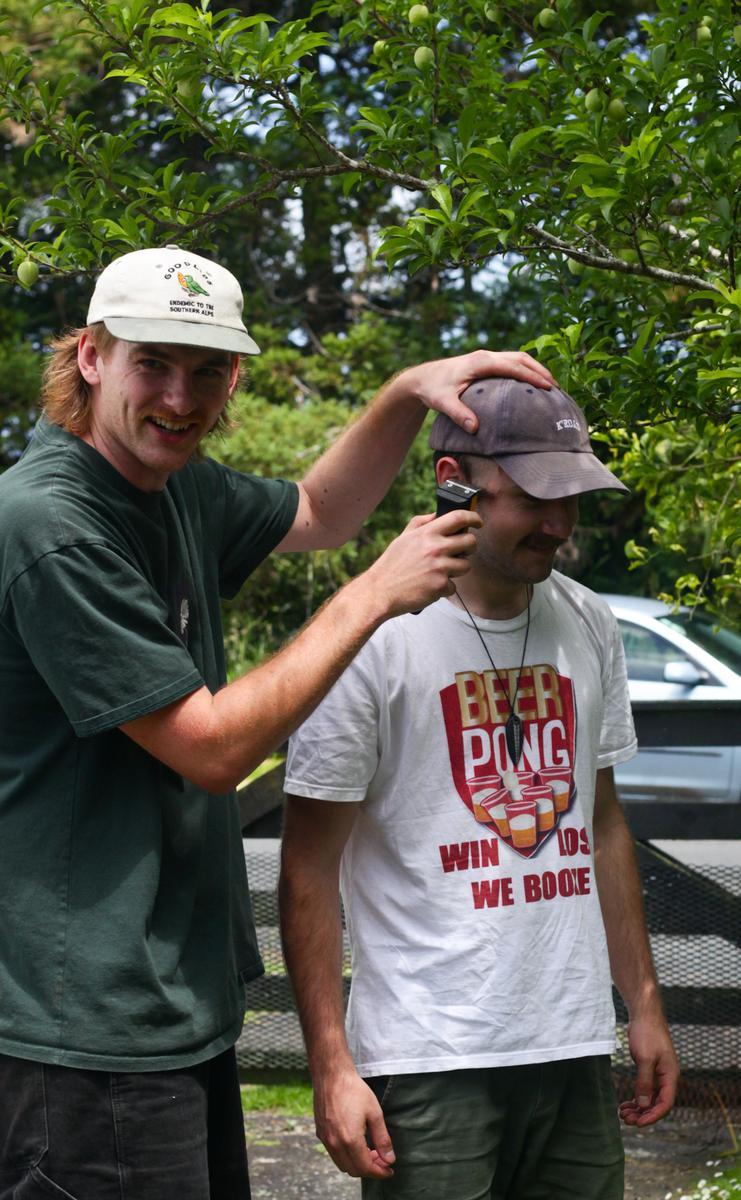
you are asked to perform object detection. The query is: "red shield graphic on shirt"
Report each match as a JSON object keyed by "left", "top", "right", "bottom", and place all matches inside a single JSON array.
[{"left": 439, "top": 662, "right": 577, "bottom": 859}]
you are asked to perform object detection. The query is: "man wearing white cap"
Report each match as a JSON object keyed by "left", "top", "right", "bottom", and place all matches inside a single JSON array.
[
  {"left": 281, "top": 378, "right": 679, "bottom": 1198},
  {"left": 0, "top": 246, "right": 552, "bottom": 1199}
]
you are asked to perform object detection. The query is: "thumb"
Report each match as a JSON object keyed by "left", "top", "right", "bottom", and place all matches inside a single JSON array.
[
  {"left": 444, "top": 396, "right": 479, "bottom": 434},
  {"left": 635, "top": 1064, "right": 655, "bottom": 1109},
  {"left": 405, "top": 513, "right": 436, "bottom": 530},
  {"left": 367, "top": 1109, "right": 395, "bottom": 1165}
]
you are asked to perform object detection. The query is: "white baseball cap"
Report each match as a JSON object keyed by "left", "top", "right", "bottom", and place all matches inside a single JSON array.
[{"left": 86, "top": 246, "right": 260, "bottom": 354}]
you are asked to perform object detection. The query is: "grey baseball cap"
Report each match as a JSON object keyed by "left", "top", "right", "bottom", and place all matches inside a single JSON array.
[
  {"left": 429, "top": 377, "right": 627, "bottom": 499},
  {"left": 87, "top": 246, "right": 260, "bottom": 354}
]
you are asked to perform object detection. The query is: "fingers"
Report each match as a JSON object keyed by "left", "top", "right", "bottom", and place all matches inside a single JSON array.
[
  {"left": 314, "top": 1075, "right": 395, "bottom": 1180},
  {"left": 323, "top": 1130, "right": 394, "bottom": 1179},
  {"left": 366, "top": 505, "right": 480, "bottom": 618},
  {"left": 367, "top": 1108, "right": 395, "bottom": 1169},
  {"left": 441, "top": 395, "right": 480, "bottom": 434},
  {"left": 434, "top": 509, "right": 483, "bottom": 534},
  {"left": 481, "top": 350, "right": 555, "bottom": 388},
  {"left": 405, "top": 348, "right": 556, "bottom": 432},
  {"left": 634, "top": 1062, "right": 656, "bottom": 1114},
  {"left": 620, "top": 1038, "right": 680, "bottom": 1127},
  {"left": 405, "top": 512, "right": 437, "bottom": 530},
  {"left": 619, "top": 1087, "right": 674, "bottom": 1127}
]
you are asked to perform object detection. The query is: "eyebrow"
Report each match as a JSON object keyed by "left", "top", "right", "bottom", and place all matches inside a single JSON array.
[{"left": 132, "top": 344, "right": 231, "bottom": 367}]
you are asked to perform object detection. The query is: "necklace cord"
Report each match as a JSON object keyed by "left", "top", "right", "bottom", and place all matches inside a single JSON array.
[{"left": 452, "top": 586, "right": 531, "bottom": 721}]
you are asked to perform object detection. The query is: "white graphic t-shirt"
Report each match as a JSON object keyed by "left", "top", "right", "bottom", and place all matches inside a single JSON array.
[{"left": 285, "top": 573, "right": 637, "bottom": 1076}]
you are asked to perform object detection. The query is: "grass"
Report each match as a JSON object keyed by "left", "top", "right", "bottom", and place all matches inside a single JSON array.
[
  {"left": 669, "top": 1159, "right": 741, "bottom": 1199},
  {"left": 240, "top": 1082, "right": 313, "bottom": 1117}
]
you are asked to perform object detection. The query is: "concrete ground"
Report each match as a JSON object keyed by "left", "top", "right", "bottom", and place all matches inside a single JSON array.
[{"left": 245, "top": 1107, "right": 738, "bottom": 1200}]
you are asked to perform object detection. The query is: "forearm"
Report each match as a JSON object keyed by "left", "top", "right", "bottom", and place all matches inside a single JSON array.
[
  {"left": 296, "top": 370, "right": 428, "bottom": 547},
  {"left": 593, "top": 774, "right": 662, "bottom": 1017},
  {"left": 123, "top": 509, "right": 479, "bottom": 790},
  {"left": 279, "top": 851, "right": 352, "bottom": 1078},
  {"left": 123, "top": 570, "right": 386, "bottom": 792}
]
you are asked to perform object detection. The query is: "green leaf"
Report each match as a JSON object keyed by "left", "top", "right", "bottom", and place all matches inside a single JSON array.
[
  {"left": 697, "top": 368, "right": 741, "bottom": 380},
  {"left": 582, "top": 11, "right": 607, "bottom": 42},
  {"left": 650, "top": 43, "right": 667, "bottom": 76},
  {"left": 456, "top": 185, "right": 488, "bottom": 221},
  {"left": 508, "top": 125, "right": 553, "bottom": 163},
  {"left": 150, "top": 4, "right": 206, "bottom": 29},
  {"left": 429, "top": 183, "right": 453, "bottom": 219},
  {"left": 341, "top": 171, "right": 360, "bottom": 196},
  {"left": 634, "top": 315, "right": 657, "bottom": 356}
]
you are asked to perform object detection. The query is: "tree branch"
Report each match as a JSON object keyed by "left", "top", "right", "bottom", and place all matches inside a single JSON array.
[{"left": 523, "top": 225, "right": 721, "bottom": 293}]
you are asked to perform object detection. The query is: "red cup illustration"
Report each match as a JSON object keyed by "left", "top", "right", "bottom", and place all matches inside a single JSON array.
[
  {"left": 511, "top": 770, "right": 535, "bottom": 794},
  {"left": 488, "top": 790, "right": 512, "bottom": 836},
  {"left": 505, "top": 798, "right": 537, "bottom": 849},
  {"left": 473, "top": 786, "right": 511, "bottom": 832},
  {"left": 523, "top": 784, "right": 555, "bottom": 832},
  {"left": 467, "top": 774, "right": 502, "bottom": 804},
  {"left": 467, "top": 775, "right": 504, "bottom": 825},
  {"left": 537, "top": 767, "right": 572, "bottom": 813}
]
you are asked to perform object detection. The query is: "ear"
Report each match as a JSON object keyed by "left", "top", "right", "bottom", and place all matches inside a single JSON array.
[
  {"left": 435, "top": 455, "right": 464, "bottom": 487},
  {"left": 228, "top": 354, "right": 241, "bottom": 395},
  {"left": 77, "top": 331, "right": 102, "bottom": 386}
]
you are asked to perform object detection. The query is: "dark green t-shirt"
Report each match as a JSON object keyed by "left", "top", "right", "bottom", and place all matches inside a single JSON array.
[{"left": 0, "top": 418, "right": 298, "bottom": 1070}]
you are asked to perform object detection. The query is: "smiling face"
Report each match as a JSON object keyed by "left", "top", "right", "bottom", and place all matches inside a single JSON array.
[
  {"left": 437, "top": 454, "right": 579, "bottom": 592},
  {"left": 78, "top": 334, "right": 239, "bottom": 491}
]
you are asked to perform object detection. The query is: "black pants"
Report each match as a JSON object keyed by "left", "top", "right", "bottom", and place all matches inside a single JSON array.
[{"left": 0, "top": 1047, "right": 250, "bottom": 1199}]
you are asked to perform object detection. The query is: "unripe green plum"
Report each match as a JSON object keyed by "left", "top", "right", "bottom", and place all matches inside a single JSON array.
[
  {"left": 567, "top": 258, "right": 585, "bottom": 276},
  {"left": 696, "top": 24, "right": 712, "bottom": 43},
  {"left": 414, "top": 44, "right": 435, "bottom": 68},
  {"left": 373, "top": 39, "right": 386, "bottom": 56},
  {"left": 484, "top": 4, "right": 498, "bottom": 20},
  {"left": 17, "top": 260, "right": 39, "bottom": 289},
  {"left": 176, "top": 77, "right": 200, "bottom": 102},
  {"left": 408, "top": 4, "right": 430, "bottom": 25},
  {"left": 584, "top": 88, "right": 603, "bottom": 113},
  {"left": 700, "top": 14, "right": 713, "bottom": 26},
  {"left": 538, "top": 8, "right": 558, "bottom": 29},
  {"left": 607, "top": 97, "right": 627, "bottom": 120}
]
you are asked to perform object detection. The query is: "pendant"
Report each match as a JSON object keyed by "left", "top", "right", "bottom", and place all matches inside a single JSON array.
[{"left": 505, "top": 712, "right": 524, "bottom": 766}]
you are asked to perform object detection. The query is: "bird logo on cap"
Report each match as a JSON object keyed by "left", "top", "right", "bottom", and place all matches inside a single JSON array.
[{"left": 178, "top": 271, "right": 209, "bottom": 297}]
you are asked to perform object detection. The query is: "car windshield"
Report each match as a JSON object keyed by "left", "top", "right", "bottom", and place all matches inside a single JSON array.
[{"left": 658, "top": 613, "right": 741, "bottom": 676}]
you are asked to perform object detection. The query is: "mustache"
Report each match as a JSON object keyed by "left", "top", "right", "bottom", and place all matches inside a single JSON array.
[{"left": 522, "top": 535, "right": 567, "bottom": 552}]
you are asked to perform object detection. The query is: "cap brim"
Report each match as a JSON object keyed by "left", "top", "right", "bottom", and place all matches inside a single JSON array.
[
  {"left": 103, "top": 317, "right": 260, "bottom": 355},
  {"left": 493, "top": 451, "right": 628, "bottom": 498}
]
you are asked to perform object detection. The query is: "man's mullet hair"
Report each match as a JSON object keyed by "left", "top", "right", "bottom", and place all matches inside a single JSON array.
[
  {"left": 42, "top": 324, "right": 117, "bottom": 437},
  {"left": 42, "top": 324, "right": 237, "bottom": 438}
]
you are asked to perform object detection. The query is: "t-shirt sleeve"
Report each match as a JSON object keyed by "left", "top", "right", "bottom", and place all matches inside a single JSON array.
[
  {"left": 598, "top": 613, "right": 638, "bottom": 769},
  {"left": 209, "top": 462, "right": 299, "bottom": 599},
  {"left": 6, "top": 543, "right": 204, "bottom": 737},
  {"left": 284, "top": 646, "right": 382, "bottom": 803}
]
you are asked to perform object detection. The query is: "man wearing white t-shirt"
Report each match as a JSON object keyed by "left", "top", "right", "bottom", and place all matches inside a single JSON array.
[{"left": 279, "top": 378, "right": 679, "bottom": 1199}]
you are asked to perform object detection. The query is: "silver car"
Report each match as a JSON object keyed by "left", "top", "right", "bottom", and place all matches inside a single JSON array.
[{"left": 602, "top": 595, "right": 741, "bottom": 804}]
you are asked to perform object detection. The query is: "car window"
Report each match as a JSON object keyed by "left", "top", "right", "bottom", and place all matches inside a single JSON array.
[
  {"left": 617, "top": 620, "right": 703, "bottom": 683},
  {"left": 658, "top": 614, "right": 741, "bottom": 676}
]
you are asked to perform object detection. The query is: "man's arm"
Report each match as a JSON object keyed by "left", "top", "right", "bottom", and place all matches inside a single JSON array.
[
  {"left": 121, "top": 509, "right": 479, "bottom": 792},
  {"left": 279, "top": 796, "right": 395, "bottom": 1180},
  {"left": 593, "top": 766, "right": 679, "bottom": 1126},
  {"left": 278, "top": 349, "right": 554, "bottom": 551}
]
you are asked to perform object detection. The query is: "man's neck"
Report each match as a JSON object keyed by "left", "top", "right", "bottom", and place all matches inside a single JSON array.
[{"left": 452, "top": 567, "right": 531, "bottom": 621}]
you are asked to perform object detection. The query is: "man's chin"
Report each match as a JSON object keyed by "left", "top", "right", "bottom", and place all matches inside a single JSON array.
[{"left": 520, "top": 548, "right": 558, "bottom": 581}]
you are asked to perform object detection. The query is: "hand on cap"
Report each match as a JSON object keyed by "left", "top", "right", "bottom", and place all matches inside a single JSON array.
[{"left": 391, "top": 349, "right": 555, "bottom": 434}]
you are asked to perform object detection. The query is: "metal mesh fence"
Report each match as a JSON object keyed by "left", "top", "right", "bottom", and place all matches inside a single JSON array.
[{"left": 237, "top": 840, "right": 741, "bottom": 1120}]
